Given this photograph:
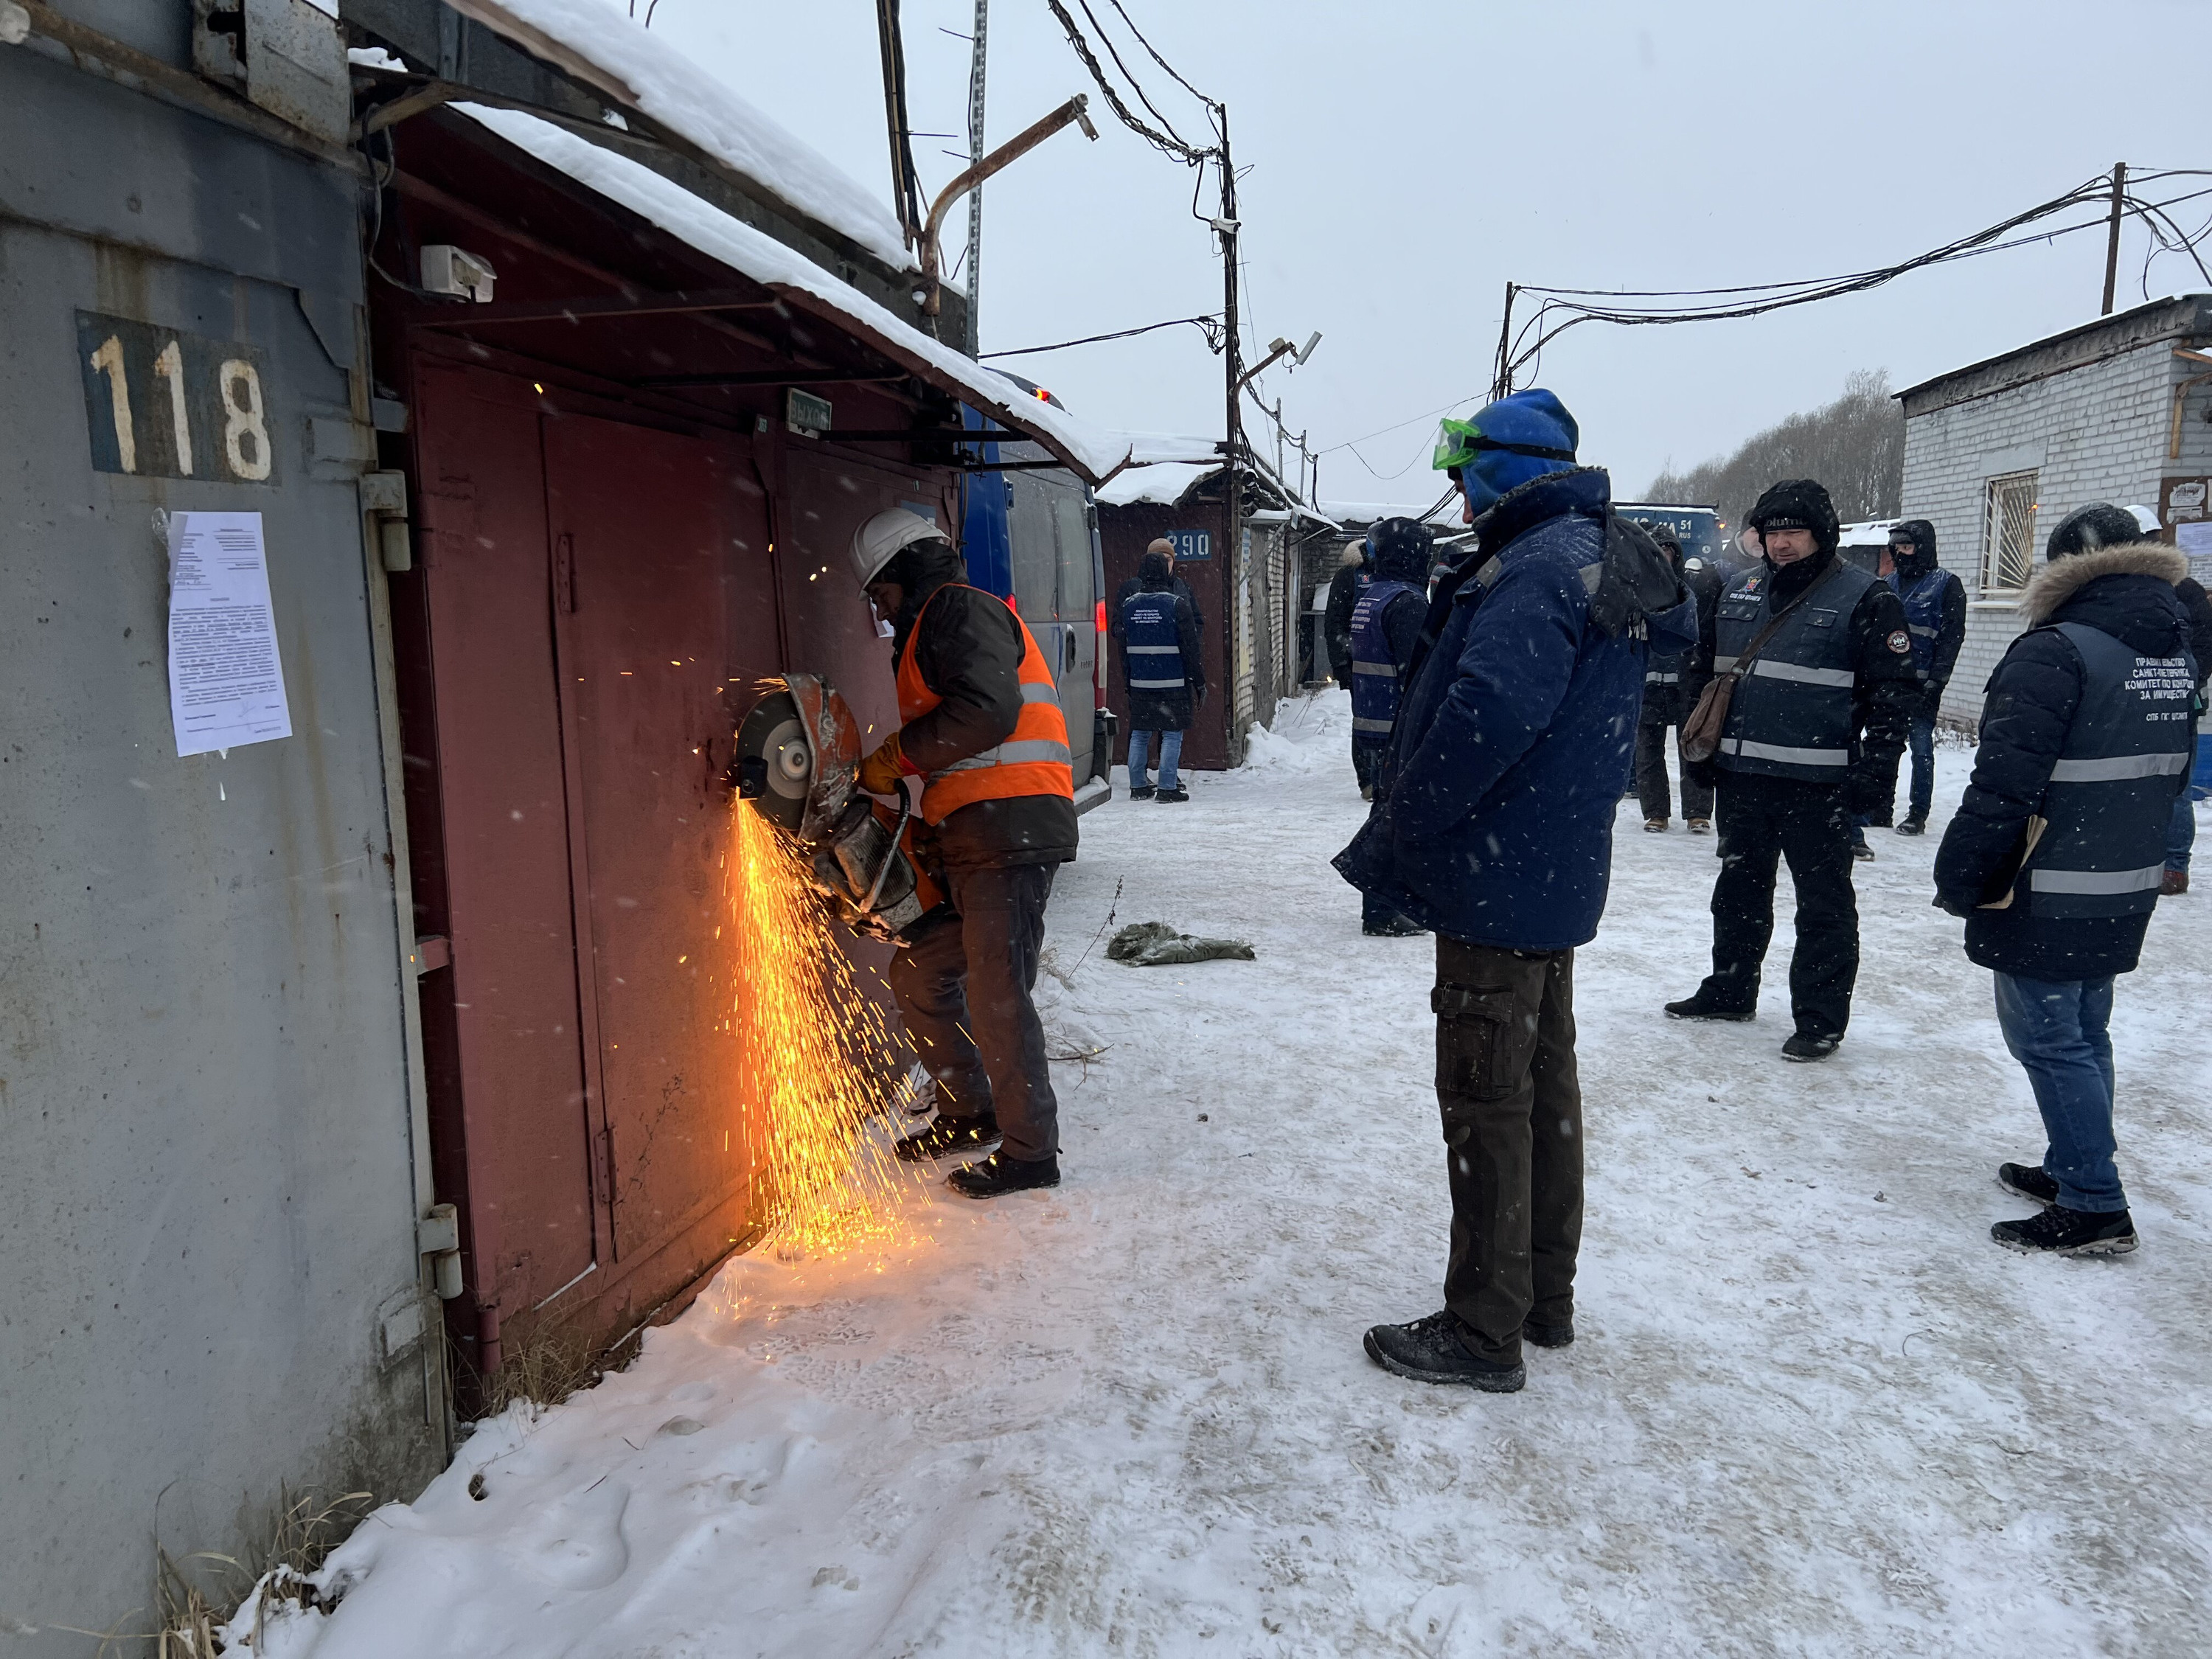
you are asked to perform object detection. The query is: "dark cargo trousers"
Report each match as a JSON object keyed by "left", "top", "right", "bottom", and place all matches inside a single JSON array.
[
  {"left": 1433, "top": 938, "right": 1584, "bottom": 1367},
  {"left": 1698, "top": 773, "right": 1858, "bottom": 1039},
  {"left": 888, "top": 863, "right": 1060, "bottom": 1162},
  {"left": 1635, "top": 719, "right": 1714, "bottom": 823}
]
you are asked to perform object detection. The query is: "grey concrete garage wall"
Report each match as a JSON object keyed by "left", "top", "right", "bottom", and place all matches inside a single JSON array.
[{"left": 0, "top": 35, "right": 440, "bottom": 1644}]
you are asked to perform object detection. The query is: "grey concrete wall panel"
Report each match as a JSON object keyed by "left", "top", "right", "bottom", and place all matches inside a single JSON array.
[{"left": 0, "top": 39, "right": 439, "bottom": 1643}]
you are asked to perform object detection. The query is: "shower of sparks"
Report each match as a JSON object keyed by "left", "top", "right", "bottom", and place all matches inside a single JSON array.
[{"left": 727, "top": 802, "right": 923, "bottom": 1259}]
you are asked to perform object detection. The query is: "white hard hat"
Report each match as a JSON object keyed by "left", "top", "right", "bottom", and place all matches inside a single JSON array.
[
  {"left": 850, "top": 508, "right": 943, "bottom": 587},
  {"left": 2124, "top": 504, "right": 2161, "bottom": 536}
]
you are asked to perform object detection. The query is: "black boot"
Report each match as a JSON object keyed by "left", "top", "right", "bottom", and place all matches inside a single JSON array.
[
  {"left": 1991, "top": 1204, "right": 2137, "bottom": 1256},
  {"left": 1664, "top": 990, "right": 1756, "bottom": 1021},
  {"left": 1781, "top": 1031, "right": 1840, "bottom": 1062},
  {"left": 894, "top": 1114, "right": 1000, "bottom": 1163},
  {"left": 947, "top": 1150, "right": 1060, "bottom": 1198},
  {"left": 1997, "top": 1161, "right": 2059, "bottom": 1205},
  {"left": 1895, "top": 813, "right": 1927, "bottom": 837},
  {"left": 1363, "top": 1311, "right": 1525, "bottom": 1391},
  {"left": 1522, "top": 1315, "right": 1574, "bottom": 1349},
  {"left": 1362, "top": 914, "right": 1426, "bottom": 937}
]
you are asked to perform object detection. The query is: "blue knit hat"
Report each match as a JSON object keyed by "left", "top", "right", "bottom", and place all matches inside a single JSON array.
[{"left": 1435, "top": 389, "right": 1579, "bottom": 518}]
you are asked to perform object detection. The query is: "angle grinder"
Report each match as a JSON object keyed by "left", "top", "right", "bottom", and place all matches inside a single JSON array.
[{"left": 732, "top": 673, "right": 935, "bottom": 943}]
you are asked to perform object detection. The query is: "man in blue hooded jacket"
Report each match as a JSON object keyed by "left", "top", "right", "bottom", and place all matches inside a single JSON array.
[{"left": 1334, "top": 389, "right": 1697, "bottom": 1392}]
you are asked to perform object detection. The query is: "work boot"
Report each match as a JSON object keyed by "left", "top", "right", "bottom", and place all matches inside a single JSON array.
[
  {"left": 1644, "top": 817, "right": 1669, "bottom": 833},
  {"left": 1363, "top": 914, "right": 1426, "bottom": 937},
  {"left": 1664, "top": 991, "right": 1756, "bottom": 1022},
  {"left": 1852, "top": 837, "right": 1876, "bottom": 862},
  {"left": 1156, "top": 787, "right": 1189, "bottom": 803},
  {"left": 947, "top": 1150, "right": 1060, "bottom": 1199},
  {"left": 1128, "top": 784, "right": 1156, "bottom": 800},
  {"left": 1992, "top": 1204, "right": 2138, "bottom": 1256},
  {"left": 1363, "top": 1311, "right": 1525, "bottom": 1391},
  {"left": 1360, "top": 784, "right": 1374, "bottom": 801},
  {"left": 1686, "top": 817, "right": 1713, "bottom": 835},
  {"left": 894, "top": 1114, "right": 1000, "bottom": 1163},
  {"left": 1896, "top": 813, "right": 1927, "bottom": 837},
  {"left": 1997, "top": 1161, "right": 2059, "bottom": 1206},
  {"left": 1781, "top": 1031, "right": 1840, "bottom": 1062},
  {"left": 2162, "top": 868, "right": 2189, "bottom": 896},
  {"left": 1522, "top": 1314, "right": 1574, "bottom": 1349}
]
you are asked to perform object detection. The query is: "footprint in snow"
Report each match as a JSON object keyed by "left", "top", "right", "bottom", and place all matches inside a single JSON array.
[{"left": 504, "top": 1478, "right": 632, "bottom": 1590}]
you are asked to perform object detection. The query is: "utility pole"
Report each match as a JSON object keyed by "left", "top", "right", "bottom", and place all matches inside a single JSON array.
[
  {"left": 874, "top": 0, "right": 924, "bottom": 254},
  {"left": 1217, "top": 108, "right": 1243, "bottom": 754},
  {"left": 2101, "top": 161, "right": 2127, "bottom": 317},
  {"left": 1492, "top": 280, "right": 1516, "bottom": 401},
  {"left": 963, "top": 0, "right": 987, "bottom": 355}
]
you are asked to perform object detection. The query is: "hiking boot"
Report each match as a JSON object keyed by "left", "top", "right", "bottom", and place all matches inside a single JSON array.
[
  {"left": 1664, "top": 992, "right": 1756, "bottom": 1022},
  {"left": 1363, "top": 1311, "right": 1525, "bottom": 1391},
  {"left": 1363, "top": 914, "right": 1427, "bottom": 937},
  {"left": 1852, "top": 839, "right": 1876, "bottom": 862},
  {"left": 1686, "top": 817, "right": 1713, "bottom": 835},
  {"left": 947, "top": 1150, "right": 1060, "bottom": 1199},
  {"left": 1360, "top": 785, "right": 1374, "bottom": 801},
  {"left": 1128, "top": 784, "right": 1157, "bottom": 800},
  {"left": 2162, "top": 868, "right": 2189, "bottom": 896},
  {"left": 1895, "top": 814, "right": 1927, "bottom": 837},
  {"left": 1156, "top": 787, "right": 1189, "bottom": 803},
  {"left": 1644, "top": 817, "right": 1669, "bottom": 833},
  {"left": 1522, "top": 1315, "right": 1574, "bottom": 1349},
  {"left": 1991, "top": 1204, "right": 2138, "bottom": 1256},
  {"left": 894, "top": 1114, "right": 1000, "bottom": 1163},
  {"left": 1997, "top": 1161, "right": 2059, "bottom": 1206},
  {"left": 1782, "top": 1031, "right": 1840, "bottom": 1062}
]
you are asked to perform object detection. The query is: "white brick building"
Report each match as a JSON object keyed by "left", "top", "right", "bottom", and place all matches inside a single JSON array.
[{"left": 1899, "top": 293, "right": 2212, "bottom": 729}]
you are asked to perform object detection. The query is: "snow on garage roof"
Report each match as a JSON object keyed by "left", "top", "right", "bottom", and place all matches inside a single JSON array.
[
  {"left": 459, "top": 104, "right": 1132, "bottom": 484},
  {"left": 445, "top": 0, "right": 912, "bottom": 271},
  {"left": 1095, "top": 460, "right": 1220, "bottom": 509}
]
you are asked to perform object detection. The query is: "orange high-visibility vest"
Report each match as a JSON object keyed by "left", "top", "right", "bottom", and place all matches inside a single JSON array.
[{"left": 896, "top": 586, "right": 1075, "bottom": 825}]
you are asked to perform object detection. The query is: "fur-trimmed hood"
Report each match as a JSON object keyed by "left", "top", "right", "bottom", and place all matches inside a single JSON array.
[{"left": 2020, "top": 540, "right": 2188, "bottom": 626}]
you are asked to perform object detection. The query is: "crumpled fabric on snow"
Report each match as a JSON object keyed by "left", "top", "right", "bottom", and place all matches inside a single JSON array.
[{"left": 1105, "top": 921, "right": 1256, "bottom": 967}]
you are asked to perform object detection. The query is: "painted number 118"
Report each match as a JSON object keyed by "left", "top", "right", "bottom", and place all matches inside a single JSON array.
[{"left": 76, "top": 310, "right": 276, "bottom": 485}]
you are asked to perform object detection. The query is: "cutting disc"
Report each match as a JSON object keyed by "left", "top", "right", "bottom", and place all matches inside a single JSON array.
[{"left": 735, "top": 689, "right": 815, "bottom": 832}]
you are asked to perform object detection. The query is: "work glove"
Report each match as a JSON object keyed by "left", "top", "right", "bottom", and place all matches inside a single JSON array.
[
  {"left": 1682, "top": 754, "right": 1720, "bottom": 793},
  {"left": 1920, "top": 682, "right": 1947, "bottom": 724},
  {"left": 1932, "top": 891, "right": 1975, "bottom": 919},
  {"left": 858, "top": 733, "right": 908, "bottom": 797},
  {"left": 1844, "top": 759, "right": 1896, "bottom": 818}
]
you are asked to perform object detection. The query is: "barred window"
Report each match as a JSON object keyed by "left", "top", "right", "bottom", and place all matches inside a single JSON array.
[{"left": 1982, "top": 471, "right": 2039, "bottom": 592}]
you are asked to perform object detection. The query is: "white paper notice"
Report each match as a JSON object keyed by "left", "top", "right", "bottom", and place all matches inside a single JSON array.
[{"left": 167, "top": 510, "right": 293, "bottom": 757}]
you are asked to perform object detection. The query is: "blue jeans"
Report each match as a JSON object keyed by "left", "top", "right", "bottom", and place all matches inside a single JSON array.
[
  {"left": 1127, "top": 728, "right": 1182, "bottom": 792},
  {"left": 1992, "top": 973, "right": 2125, "bottom": 1212},
  {"left": 2170, "top": 793, "right": 2197, "bottom": 874},
  {"left": 1905, "top": 715, "right": 1936, "bottom": 819}
]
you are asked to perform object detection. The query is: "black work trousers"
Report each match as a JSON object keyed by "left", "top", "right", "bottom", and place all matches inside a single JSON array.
[
  {"left": 1433, "top": 937, "right": 1583, "bottom": 1367},
  {"left": 1352, "top": 732, "right": 1386, "bottom": 793},
  {"left": 1697, "top": 772, "right": 1858, "bottom": 1039},
  {"left": 1635, "top": 719, "right": 1714, "bottom": 823},
  {"left": 887, "top": 862, "right": 1060, "bottom": 1162}
]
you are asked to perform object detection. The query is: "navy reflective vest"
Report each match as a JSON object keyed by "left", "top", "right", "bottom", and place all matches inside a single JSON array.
[
  {"left": 1120, "top": 589, "right": 1185, "bottom": 692},
  {"left": 2016, "top": 621, "right": 2196, "bottom": 919},
  {"left": 1349, "top": 579, "right": 1420, "bottom": 737},
  {"left": 1888, "top": 566, "right": 1955, "bottom": 678},
  {"left": 1712, "top": 560, "right": 1879, "bottom": 782}
]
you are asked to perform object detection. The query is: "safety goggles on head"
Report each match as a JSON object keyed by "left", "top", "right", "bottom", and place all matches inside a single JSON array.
[{"left": 1432, "top": 416, "right": 1577, "bottom": 473}]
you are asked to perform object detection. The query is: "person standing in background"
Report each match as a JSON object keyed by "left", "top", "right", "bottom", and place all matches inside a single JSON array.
[
  {"left": 1116, "top": 536, "right": 1203, "bottom": 636},
  {"left": 2159, "top": 543, "right": 2212, "bottom": 894},
  {"left": 1882, "top": 520, "right": 1966, "bottom": 837},
  {"left": 1933, "top": 504, "right": 2197, "bottom": 1255},
  {"left": 1325, "top": 537, "right": 1371, "bottom": 689},
  {"left": 1346, "top": 516, "right": 1433, "bottom": 933},
  {"left": 1634, "top": 522, "right": 1719, "bottom": 833},
  {"left": 1117, "top": 548, "right": 1206, "bottom": 804}
]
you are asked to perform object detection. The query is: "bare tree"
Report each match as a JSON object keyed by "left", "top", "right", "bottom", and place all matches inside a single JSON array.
[{"left": 1646, "top": 370, "right": 1904, "bottom": 529}]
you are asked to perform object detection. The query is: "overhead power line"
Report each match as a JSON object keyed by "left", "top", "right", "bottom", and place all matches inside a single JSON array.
[
  {"left": 980, "top": 313, "right": 1222, "bottom": 358},
  {"left": 1040, "top": 0, "right": 1214, "bottom": 164}
]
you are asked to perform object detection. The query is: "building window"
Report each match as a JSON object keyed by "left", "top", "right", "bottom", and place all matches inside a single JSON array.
[{"left": 1981, "top": 471, "right": 2039, "bottom": 593}]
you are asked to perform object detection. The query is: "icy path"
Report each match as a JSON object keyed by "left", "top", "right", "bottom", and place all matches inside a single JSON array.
[{"left": 287, "top": 693, "right": 2211, "bottom": 1658}]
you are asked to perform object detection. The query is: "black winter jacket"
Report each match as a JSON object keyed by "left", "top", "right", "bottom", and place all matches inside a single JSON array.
[
  {"left": 891, "top": 544, "right": 1078, "bottom": 872},
  {"left": 1683, "top": 546, "right": 1918, "bottom": 809},
  {"left": 1324, "top": 555, "right": 1370, "bottom": 684},
  {"left": 1117, "top": 581, "right": 1206, "bottom": 731},
  {"left": 1933, "top": 543, "right": 2194, "bottom": 978},
  {"left": 1639, "top": 556, "right": 1721, "bottom": 726}
]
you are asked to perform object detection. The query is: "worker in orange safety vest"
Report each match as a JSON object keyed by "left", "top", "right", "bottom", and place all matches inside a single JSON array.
[{"left": 850, "top": 508, "right": 1077, "bottom": 1197}]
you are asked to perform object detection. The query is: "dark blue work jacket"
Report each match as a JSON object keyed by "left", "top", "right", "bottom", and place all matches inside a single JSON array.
[
  {"left": 1349, "top": 579, "right": 1420, "bottom": 739},
  {"left": 1714, "top": 560, "right": 1879, "bottom": 783}
]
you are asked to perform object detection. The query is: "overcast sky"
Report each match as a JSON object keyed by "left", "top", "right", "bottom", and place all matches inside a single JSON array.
[{"left": 628, "top": 0, "right": 2208, "bottom": 509}]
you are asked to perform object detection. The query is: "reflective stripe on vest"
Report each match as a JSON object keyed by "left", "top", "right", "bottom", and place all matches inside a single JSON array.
[
  {"left": 1120, "top": 590, "right": 1187, "bottom": 692},
  {"left": 1349, "top": 579, "right": 1420, "bottom": 739},
  {"left": 2016, "top": 621, "right": 2196, "bottom": 919},
  {"left": 1646, "top": 670, "right": 1681, "bottom": 684},
  {"left": 1712, "top": 560, "right": 1878, "bottom": 783},
  {"left": 896, "top": 585, "right": 1076, "bottom": 826}
]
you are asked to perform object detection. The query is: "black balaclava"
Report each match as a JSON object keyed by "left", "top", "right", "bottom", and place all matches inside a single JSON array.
[
  {"left": 1889, "top": 518, "right": 1937, "bottom": 580},
  {"left": 883, "top": 537, "right": 967, "bottom": 648}
]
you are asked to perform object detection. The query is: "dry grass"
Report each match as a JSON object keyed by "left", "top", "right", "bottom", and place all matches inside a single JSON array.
[{"left": 462, "top": 1309, "right": 641, "bottom": 1419}]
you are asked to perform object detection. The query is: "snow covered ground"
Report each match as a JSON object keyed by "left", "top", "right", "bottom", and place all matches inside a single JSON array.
[{"left": 266, "top": 692, "right": 2211, "bottom": 1658}]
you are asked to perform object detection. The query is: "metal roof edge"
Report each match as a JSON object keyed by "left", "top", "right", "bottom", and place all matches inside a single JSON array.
[{"left": 1895, "top": 293, "right": 2212, "bottom": 412}]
